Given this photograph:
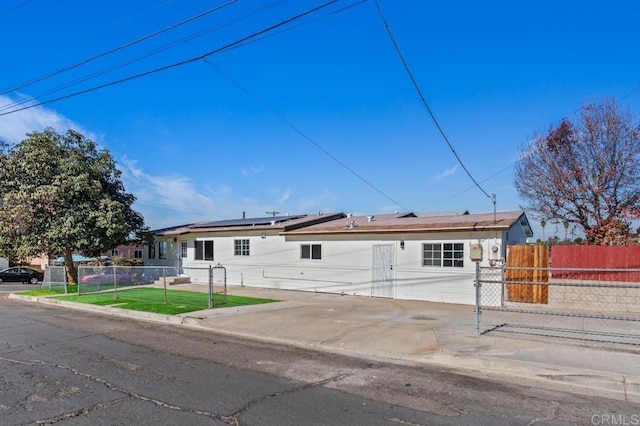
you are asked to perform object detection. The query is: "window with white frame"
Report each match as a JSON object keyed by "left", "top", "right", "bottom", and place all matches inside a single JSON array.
[
  {"left": 234, "top": 239, "right": 250, "bottom": 256},
  {"left": 180, "top": 241, "right": 188, "bottom": 258},
  {"left": 301, "top": 244, "right": 321, "bottom": 260},
  {"left": 134, "top": 249, "right": 143, "bottom": 259},
  {"left": 111, "top": 248, "right": 119, "bottom": 257},
  {"left": 159, "top": 241, "right": 167, "bottom": 260},
  {"left": 195, "top": 241, "right": 214, "bottom": 261},
  {"left": 422, "top": 243, "right": 464, "bottom": 267},
  {"left": 148, "top": 244, "right": 155, "bottom": 259}
]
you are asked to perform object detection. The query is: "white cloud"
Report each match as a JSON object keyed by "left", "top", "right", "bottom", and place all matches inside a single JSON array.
[
  {"left": 0, "top": 95, "right": 92, "bottom": 143},
  {"left": 277, "top": 188, "right": 291, "bottom": 204},
  {"left": 120, "top": 158, "right": 304, "bottom": 229},
  {"left": 432, "top": 165, "right": 458, "bottom": 181},
  {"left": 294, "top": 191, "right": 335, "bottom": 213},
  {"left": 238, "top": 164, "right": 264, "bottom": 177}
]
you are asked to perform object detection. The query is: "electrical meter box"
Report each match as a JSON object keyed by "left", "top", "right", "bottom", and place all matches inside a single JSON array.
[{"left": 469, "top": 243, "right": 483, "bottom": 261}]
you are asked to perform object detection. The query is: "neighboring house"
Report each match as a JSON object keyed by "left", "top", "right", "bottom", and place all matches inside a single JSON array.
[
  {"left": 145, "top": 211, "right": 532, "bottom": 305},
  {"left": 101, "top": 244, "right": 144, "bottom": 261},
  {"left": 24, "top": 244, "right": 144, "bottom": 269},
  {"left": 0, "top": 257, "right": 8, "bottom": 269}
]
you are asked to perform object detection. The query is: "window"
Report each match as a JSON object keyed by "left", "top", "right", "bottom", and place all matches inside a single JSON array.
[
  {"left": 181, "top": 241, "right": 188, "bottom": 258},
  {"left": 159, "top": 241, "right": 167, "bottom": 260},
  {"left": 195, "top": 241, "right": 214, "bottom": 261},
  {"left": 134, "top": 249, "right": 143, "bottom": 259},
  {"left": 301, "top": 244, "right": 321, "bottom": 260},
  {"left": 234, "top": 239, "right": 250, "bottom": 256},
  {"left": 111, "top": 248, "right": 119, "bottom": 257},
  {"left": 148, "top": 244, "right": 155, "bottom": 259},
  {"left": 422, "top": 243, "right": 464, "bottom": 268}
]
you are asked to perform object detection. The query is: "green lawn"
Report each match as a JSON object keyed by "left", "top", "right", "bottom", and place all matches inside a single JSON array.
[
  {"left": 54, "top": 287, "right": 279, "bottom": 315},
  {"left": 20, "top": 284, "right": 78, "bottom": 297}
]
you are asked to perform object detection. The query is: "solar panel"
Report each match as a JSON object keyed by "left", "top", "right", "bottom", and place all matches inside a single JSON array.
[{"left": 191, "top": 215, "right": 305, "bottom": 229}]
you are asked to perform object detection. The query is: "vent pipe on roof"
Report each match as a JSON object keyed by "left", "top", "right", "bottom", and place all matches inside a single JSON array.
[
  {"left": 492, "top": 193, "right": 497, "bottom": 224},
  {"left": 243, "top": 211, "right": 246, "bottom": 219}
]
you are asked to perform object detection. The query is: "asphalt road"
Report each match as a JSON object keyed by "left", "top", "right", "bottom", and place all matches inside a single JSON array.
[
  {"left": 0, "top": 282, "right": 41, "bottom": 293},
  {"left": 1, "top": 295, "right": 638, "bottom": 425}
]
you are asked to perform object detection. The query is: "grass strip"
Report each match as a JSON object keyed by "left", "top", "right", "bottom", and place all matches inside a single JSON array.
[{"left": 54, "top": 287, "right": 278, "bottom": 315}]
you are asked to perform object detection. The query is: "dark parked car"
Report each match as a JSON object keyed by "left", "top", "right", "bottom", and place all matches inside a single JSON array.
[{"left": 0, "top": 267, "right": 44, "bottom": 284}]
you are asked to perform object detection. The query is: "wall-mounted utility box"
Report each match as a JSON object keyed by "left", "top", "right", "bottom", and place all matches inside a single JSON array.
[{"left": 469, "top": 243, "right": 483, "bottom": 261}]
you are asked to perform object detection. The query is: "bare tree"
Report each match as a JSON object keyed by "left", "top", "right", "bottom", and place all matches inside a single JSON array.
[{"left": 514, "top": 99, "right": 640, "bottom": 245}]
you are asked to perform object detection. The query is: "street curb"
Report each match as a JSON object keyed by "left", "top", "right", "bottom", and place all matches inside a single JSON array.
[
  {"left": 10, "top": 293, "right": 639, "bottom": 403},
  {"left": 423, "top": 353, "right": 640, "bottom": 404}
]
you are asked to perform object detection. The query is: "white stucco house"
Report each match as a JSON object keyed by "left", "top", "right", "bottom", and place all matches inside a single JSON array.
[{"left": 145, "top": 210, "right": 532, "bottom": 305}]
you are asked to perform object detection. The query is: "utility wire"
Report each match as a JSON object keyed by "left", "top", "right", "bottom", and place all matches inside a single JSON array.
[
  {"left": 215, "top": 0, "right": 368, "bottom": 55},
  {"left": 0, "top": 0, "right": 340, "bottom": 118},
  {"left": 0, "top": 0, "right": 64, "bottom": 34},
  {"left": 0, "top": 0, "right": 291, "bottom": 113},
  {"left": 0, "top": 0, "right": 237, "bottom": 97},
  {"left": 425, "top": 163, "right": 514, "bottom": 210},
  {"left": 0, "top": 0, "right": 34, "bottom": 20},
  {"left": 373, "top": 0, "right": 492, "bottom": 200},
  {"left": 205, "top": 60, "right": 411, "bottom": 213},
  {"left": 0, "top": 0, "right": 176, "bottom": 74}
]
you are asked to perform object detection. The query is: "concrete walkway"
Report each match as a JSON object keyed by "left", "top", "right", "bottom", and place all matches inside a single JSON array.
[{"left": 12, "top": 284, "right": 640, "bottom": 403}]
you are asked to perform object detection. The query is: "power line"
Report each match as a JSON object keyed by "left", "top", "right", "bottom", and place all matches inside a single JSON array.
[
  {"left": 0, "top": 0, "right": 176, "bottom": 74},
  {"left": 204, "top": 60, "right": 411, "bottom": 213},
  {"left": 0, "top": 0, "right": 237, "bottom": 97},
  {"left": 0, "top": 0, "right": 292, "bottom": 113},
  {"left": 373, "top": 0, "right": 492, "bottom": 200},
  {"left": 424, "top": 163, "right": 514, "bottom": 211},
  {"left": 0, "top": 0, "right": 34, "bottom": 20},
  {"left": 0, "top": 0, "right": 65, "bottom": 33},
  {"left": 213, "top": 0, "right": 368, "bottom": 55},
  {"left": 0, "top": 0, "right": 341, "bottom": 118}
]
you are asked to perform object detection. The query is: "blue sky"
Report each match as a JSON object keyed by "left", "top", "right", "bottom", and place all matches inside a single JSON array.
[{"left": 1, "top": 0, "right": 639, "bottom": 240}]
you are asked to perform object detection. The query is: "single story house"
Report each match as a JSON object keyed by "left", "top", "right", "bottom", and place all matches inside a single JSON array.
[{"left": 145, "top": 210, "right": 532, "bottom": 305}]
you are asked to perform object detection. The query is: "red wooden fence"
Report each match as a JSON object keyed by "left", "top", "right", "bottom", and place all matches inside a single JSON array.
[{"left": 551, "top": 245, "right": 640, "bottom": 282}]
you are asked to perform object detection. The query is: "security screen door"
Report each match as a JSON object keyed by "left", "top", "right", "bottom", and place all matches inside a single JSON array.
[{"left": 372, "top": 244, "right": 394, "bottom": 298}]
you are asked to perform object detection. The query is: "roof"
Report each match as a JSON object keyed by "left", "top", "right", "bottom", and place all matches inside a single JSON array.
[
  {"left": 191, "top": 215, "right": 306, "bottom": 229},
  {"left": 152, "top": 211, "right": 533, "bottom": 238},
  {"left": 53, "top": 254, "right": 96, "bottom": 263},
  {"left": 154, "top": 213, "right": 344, "bottom": 236},
  {"left": 281, "top": 211, "right": 532, "bottom": 236}
]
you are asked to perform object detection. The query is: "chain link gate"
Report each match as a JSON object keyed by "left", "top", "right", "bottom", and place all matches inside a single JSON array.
[
  {"left": 476, "top": 263, "right": 640, "bottom": 347},
  {"left": 208, "top": 263, "right": 227, "bottom": 308}
]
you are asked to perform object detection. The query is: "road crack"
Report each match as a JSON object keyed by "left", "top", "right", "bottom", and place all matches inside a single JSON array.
[
  {"left": 221, "top": 372, "right": 351, "bottom": 425},
  {"left": 0, "top": 355, "right": 221, "bottom": 422},
  {"left": 34, "top": 397, "right": 130, "bottom": 424}
]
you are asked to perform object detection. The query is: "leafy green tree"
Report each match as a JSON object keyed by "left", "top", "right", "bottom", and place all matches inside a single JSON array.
[
  {"left": 0, "top": 128, "right": 151, "bottom": 283},
  {"left": 514, "top": 99, "right": 640, "bottom": 245}
]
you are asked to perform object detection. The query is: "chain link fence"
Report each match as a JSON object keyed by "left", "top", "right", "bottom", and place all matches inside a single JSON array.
[
  {"left": 78, "top": 265, "right": 178, "bottom": 294},
  {"left": 75, "top": 265, "right": 227, "bottom": 307},
  {"left": 477, "top": 265, "right": 640, "bottom": 347},
  {"left": 42, "top": 266, "right": 68, "bottom": 293}
]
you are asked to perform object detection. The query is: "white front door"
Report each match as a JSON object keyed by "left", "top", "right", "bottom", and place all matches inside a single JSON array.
[
  {"left": 372, "top": 244, "right": 394, "bottom": 298},
  {"left": 179, "top": 241, "right": 188, "bottom": 274}
]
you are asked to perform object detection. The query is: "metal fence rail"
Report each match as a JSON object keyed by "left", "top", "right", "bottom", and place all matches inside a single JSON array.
[
  {"left": 476, "top": 265, "right": 640, "bottom": 347},
  {"left": 78, "top": 265, "right": 179, "bottom": 294},
  {"left": 43, "top": 266, "right": 68, "bottom": 293}
]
